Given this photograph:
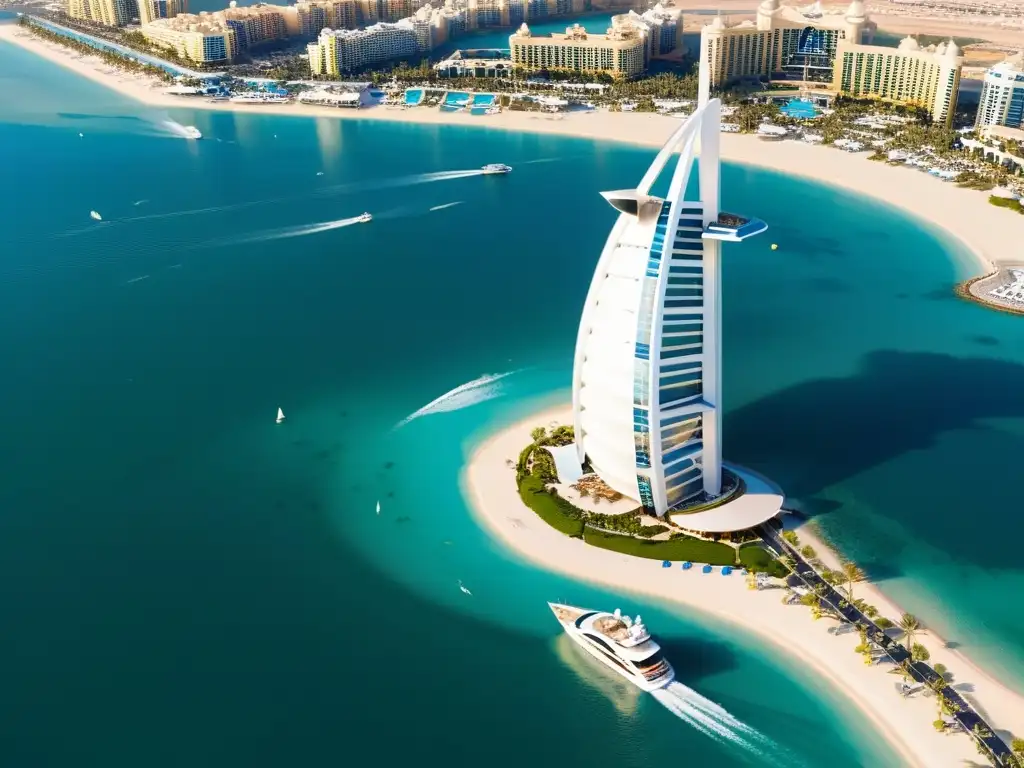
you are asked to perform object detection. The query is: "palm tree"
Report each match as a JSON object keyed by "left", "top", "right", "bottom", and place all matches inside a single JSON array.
[
  {"left": 899, "top": 613, "right": 921, "bottom": 650},
  {"left": 842, "top": 561, "right": 865, "bottom": 601}
]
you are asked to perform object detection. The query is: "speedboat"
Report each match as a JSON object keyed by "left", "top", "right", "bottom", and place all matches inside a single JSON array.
[
  {"left": 358, "top": 212, "right": 372, "bottom": 223},
  {"left": 183, "top": 125, "right": 202, "bottom": 140},
  {"left": 481, "top": 163, "right": 512, "bottom": 175},
  {"left": 549, "top": 603, "right": 674, "bottom": 692}
]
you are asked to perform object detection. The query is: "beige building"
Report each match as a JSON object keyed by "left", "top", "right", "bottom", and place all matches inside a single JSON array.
[
  {"left": 700, "top": 0, "right": 875, "bottom": 89},
  {"left": 833, "top": 37, "right": 962, "bottom": 127},
  {"left": 142, "top": 1, "right": 291, "bottom": 62},
  {"left": 67, "top": 0, "right": 134, "bottom": 26},
  {"left": 509, "top": 21, "right": 646, "bottom": 78},
  {"left": 137, "top": 0, "right": 187, "bottom": 26}
]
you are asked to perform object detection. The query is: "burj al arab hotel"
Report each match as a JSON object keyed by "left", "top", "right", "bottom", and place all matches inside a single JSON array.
[{"left": 571, "top": 84, "right": 782, "bottom": 531}]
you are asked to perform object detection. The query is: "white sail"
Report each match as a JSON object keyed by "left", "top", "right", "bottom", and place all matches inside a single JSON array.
[{"left": 276, "top": 407, "right": 285, "bottom": 423}]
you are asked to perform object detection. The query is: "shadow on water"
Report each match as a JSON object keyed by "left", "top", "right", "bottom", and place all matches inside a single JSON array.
[
  {"left": 725, "top": 350, "right": 1024, "bottom": 571},
  {"left": 659, "top": 635, "right": 738, "bottom": 681}
]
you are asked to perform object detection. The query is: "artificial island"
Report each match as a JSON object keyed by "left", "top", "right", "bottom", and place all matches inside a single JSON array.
[{"left": 464, "top": 61, "right": 1024, "bottom": 768}]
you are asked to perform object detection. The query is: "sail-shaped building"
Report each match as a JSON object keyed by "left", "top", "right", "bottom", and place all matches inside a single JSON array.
[{"left": 571, "top": 84, "right": 774, "bottom": 525}]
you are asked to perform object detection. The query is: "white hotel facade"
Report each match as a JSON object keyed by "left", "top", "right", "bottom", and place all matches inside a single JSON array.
[{"left": 572, "top": 77, "right": 775, "bottom": 525}]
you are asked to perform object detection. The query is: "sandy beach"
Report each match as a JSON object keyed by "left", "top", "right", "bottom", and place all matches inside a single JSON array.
[
  {"left": 4, "top": 22, "right": 1024, "bottom": 280},
  {"left": 463, "top": 406, "right": 1024, "bottom": 767}
]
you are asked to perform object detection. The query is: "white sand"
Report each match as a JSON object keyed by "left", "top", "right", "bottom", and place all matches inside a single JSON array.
[
  {"left": 3, "top": 23, "right": 1024, "bottom": 279},
  {"left": 463, "top": 406, "right": 1024, "bottom": 767}
]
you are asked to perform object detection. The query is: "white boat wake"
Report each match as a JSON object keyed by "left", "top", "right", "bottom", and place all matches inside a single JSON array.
[
  {"left": 208, "top": 215, "right": 366, "bottom": 246},
  {"left": 651, "top": 682, "right": 800, "bottom": 766},
  {"left": 429, "top": 201, "right": 463, "bottom": 212},
  {"left": 161, "top": 119, "right": 195, "bottom": 139},
  {"left": 394, "top": 371, "right": 519, "bottom": 429}
]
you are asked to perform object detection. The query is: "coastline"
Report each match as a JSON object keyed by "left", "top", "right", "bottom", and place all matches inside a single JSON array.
[
  {"left": 4, "top": 24, "right": 1024, "bottom": 282},
  {"left": 463, "top": 406, "right": 1024, "bottom": 767}
]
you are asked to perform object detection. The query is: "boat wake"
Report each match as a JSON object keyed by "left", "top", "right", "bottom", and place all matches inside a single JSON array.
[
  {"left": 651, "top": 682, "right": 801, "bottom": 767},
  {"left": 429, "top": 201, "right": 463, "bottom": 212},
  {"left": 160, "top": 119, "right": 197, "bottom": 139},
  {"left": 207, "top": 215, "right": 366, "bottom": 246},
  {"left": 394, "top": 371, "right": 519, "bottom": 429}
]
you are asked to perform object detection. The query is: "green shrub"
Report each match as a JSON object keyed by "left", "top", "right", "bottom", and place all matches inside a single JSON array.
[
  {"left": 517, "top": 473, "right": 584, "bottom": 537},
  {"left": 738, "top": 545, "right": 790, "bottom": 578},
  {"left": 988, "top": 195, "right": 1024, "bottom": 213},
  {"left": 584, "top": 527, "right": 736, "bottom": 564},
  {"left": 531, "top": 447, "right": 558, "bottom": 483}
]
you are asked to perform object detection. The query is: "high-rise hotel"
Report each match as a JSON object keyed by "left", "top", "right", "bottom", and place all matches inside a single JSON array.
[
  {"left": 700, "top": 0, "right": 874, "bottom": 88},
  {"left": 509, "top": 21, "right": 646, "bottom": 78},
  {"left": 976, "top": 53, "right": 1024, "bottom": 131},
  {"left": 572, "top": 75, "right": 771, "bottom": 519},
  {"left": 833, "top": 37, "right": 962, "bottom": 127}
]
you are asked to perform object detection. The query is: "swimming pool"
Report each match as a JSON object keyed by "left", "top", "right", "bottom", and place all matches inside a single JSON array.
[
  {"left": 780, "top": 98, "right": 820, "bottom": 119},
  {"left": 404, "top": 89, "right": 424, "bottom": 106}
]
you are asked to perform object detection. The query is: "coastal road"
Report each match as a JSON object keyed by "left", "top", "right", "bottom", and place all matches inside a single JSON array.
[{"left": 757, "top": 523, "right": 1015, "bottom": 767}]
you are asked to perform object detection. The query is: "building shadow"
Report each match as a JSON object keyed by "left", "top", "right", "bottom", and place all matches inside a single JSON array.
[{"left": 725, "top": 349, "right": 1024, "bottom": 570}]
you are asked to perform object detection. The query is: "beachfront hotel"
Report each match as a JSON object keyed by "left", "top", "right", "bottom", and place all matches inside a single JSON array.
[
  {"left": 137, "top": 0, "right": 188, "bottom": 26},
  {"left": 833, "top": 37, "right": 962, "bottom": 127},
  {"left": 67, "top": 0, "right": 136, "bottom": 27},
  {"left": 142, "top": 1, "right": 294, "bottom": 62},
  {"left": 308, "top": 18, "right": 425, "bottom": 74},
  {"left": 700, "top": 0, "right": 874, "bottom": 89},
  {"left": 509, "top": 21, "right": 646, "bottom": 78},
  {"left": 976, "top": 53, "right": 1024, "bottom": 130},
  {"left": 569, "top": 71, "right": 784, "bottom": 533}
]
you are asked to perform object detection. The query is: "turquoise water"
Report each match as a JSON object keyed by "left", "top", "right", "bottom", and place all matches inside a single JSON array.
[
  {"left": 2, "top": 31, "right": 1023, "bottom": 767},
  {"left": 780, "top": 99, "right": 820, "bottom": 119}
]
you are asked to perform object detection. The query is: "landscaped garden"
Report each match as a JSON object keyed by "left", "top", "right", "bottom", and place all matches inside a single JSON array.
[{"left": 515, "top": 425, "right": 787, "bottom": 575}]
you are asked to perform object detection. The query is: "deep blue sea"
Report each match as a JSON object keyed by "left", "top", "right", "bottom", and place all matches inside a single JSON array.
[{"left": 2, "top": 28, "right": 1023, "bottom": 767}]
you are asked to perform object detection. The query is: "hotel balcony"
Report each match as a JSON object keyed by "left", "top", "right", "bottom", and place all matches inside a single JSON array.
[{"left": 702, "top": 212, "right": 768, "bottom": 242}]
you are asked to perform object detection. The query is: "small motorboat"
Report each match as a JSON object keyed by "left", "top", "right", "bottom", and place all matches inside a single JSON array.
[
  {"left": 358, "top": 212, "right": 372, "bottom": 223},
  {"left": 89, "top": 210, "right": 102, "bottom": 221},
  {"left": 376, "top": 500, "right": 381, "bottom": 515},
  {"left": 183, "top": 125, "right": 202, "bottom": 140},
  {"left": 276, "top": 407, "right": 285, "bottom": 423},
  {"left": 481, "top": 163, "right": 512, "bottom": 175},
  {"left": 458, "top": 580, "right": 472, "bottom": 596}
]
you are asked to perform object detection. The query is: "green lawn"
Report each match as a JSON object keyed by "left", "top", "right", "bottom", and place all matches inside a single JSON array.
[
  {"left": 584, "top": 527, "right": 737, "bottom": 565},
  {"left": 517, "top": 474, "right": 585, "bottom": 537},
  {"left": 738, "top": 544, "right": 790, "bottom": 578}
]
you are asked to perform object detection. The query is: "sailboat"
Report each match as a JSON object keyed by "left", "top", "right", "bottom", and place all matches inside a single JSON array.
[
  {"left": 376, "top": 500, "right": 381, "bottom": 515},
  {"left": 276, "top": 407, "right": 285, "bottom": 423}
]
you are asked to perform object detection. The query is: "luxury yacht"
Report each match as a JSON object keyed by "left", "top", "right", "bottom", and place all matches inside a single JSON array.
[
  {"left": 549, "top": 603, "right": 674, "bottom": 692},
  {"left": 481, "top": 163, "right": 512, "bottom": 175},
  {"left": 358, "top": 212, "right": 372, "bottom": 223},
  {"left": 183, "top": 125, "right": 202, "bottom": 140}
]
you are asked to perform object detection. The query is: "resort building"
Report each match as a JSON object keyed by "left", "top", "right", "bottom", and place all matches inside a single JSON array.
[
  {"left": 571, "top": 69, "right": 777, "bottom": 531},
  {"left": 615, "top": 5, "right": 685, "bottom": 59},
  {"left": 142, "top": 2, "right": 292, "bottom": 62},
  {"left": 142, "top": 15, "right": 239, "bottom": 61},
  {"left": 67, "top": 0, "right": 135, "bottom": 27},
  {"left": 833, "top": 37, "right": 962, "bottom": 127},
  {"left": 976, "top": 54, "right": 1024, "bottom": 130},
  {"left": 137, "top": 0, "right": 187, "bottom": 26},
  {"left": 307, "top": 19, "right": 426, "bottom": 75},
  {"left": 700, "top": 0, "right": 875, "bottom": 89},
  {"left": 509, "top": 22, "right": 646, "bottom": 78},
  {"left": 294, "top": 0, "right": 361, "bottom": 35}
]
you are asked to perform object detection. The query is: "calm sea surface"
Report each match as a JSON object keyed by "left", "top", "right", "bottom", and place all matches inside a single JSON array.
[{"left": 2, "top": 30, "right": 1022, "bottom": 767}]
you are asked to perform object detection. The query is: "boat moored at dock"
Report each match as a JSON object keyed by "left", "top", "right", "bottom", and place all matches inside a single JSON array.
[{"left": 549, "top": 602, "right": 674, "bottom": 691}]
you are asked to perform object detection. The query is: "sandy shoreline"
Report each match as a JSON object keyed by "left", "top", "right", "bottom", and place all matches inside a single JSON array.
[
  {"left": 463, "top": 406, "right": 1023, "bottom": 766},
  {"left": 5, "top": 23, "right": 1024, "bottom": 280}
]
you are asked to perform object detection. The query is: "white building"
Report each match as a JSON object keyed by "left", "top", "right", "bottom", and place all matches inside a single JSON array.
[
  {"left": 976, "top": 54, "right": 1024, "bottom": 130},
  {"left": 571, "top": 71, "right": 773, "bottom": 521}
]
